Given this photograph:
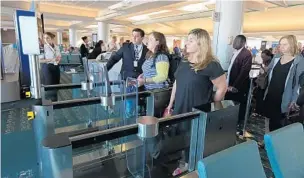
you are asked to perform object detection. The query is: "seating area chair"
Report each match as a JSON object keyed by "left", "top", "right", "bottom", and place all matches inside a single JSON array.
[
  {"left": 197, "top": 140, "right": 266, "bottom": 178},
  {"left": 264, "top": 123, "right": 304, "bottom": 178}
]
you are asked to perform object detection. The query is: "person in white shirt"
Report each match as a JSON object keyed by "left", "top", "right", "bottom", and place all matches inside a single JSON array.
[
  {"left": 225, "top": 35, "right": 253, "bottom": 128},
  {"left": 39, "top": 32, "right": 61, "bottom": 101},
  {"left": 107, "top": 36, "right": 120, "bottom": 52}
]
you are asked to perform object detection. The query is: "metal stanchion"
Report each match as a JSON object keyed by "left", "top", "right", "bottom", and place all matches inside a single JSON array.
[
  {"left": 242, "top": 68, "right": 260, "bottom": 138},
  {"left": 242, "top": 77, "right": 254, "bottom": 138},
  {"left": 28, "top": 55, "right": 41, "bottom": 99}
]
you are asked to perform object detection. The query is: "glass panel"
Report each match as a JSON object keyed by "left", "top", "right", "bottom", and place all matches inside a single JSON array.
[
  {"left": 72, "top": 117, "right": 195, "bottom": 178},
  {"left": 73, "top": 134, "right": 149, "bottom": 178},
  {"left": 150, "top": 119, "right": 193, "bottom": 177},
  {"left": 123, "top": 78, "right": 139, "bottom": 125}
]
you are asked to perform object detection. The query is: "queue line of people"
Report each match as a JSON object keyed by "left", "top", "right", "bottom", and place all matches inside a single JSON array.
[{"left": 38, "top": 28, "right": 304, "bottom": 176}]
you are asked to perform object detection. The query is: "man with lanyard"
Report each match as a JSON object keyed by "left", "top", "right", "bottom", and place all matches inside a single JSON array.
[
  {"left": 106, "top": 28, "right": 148, "bottom": 81},
  {"left": 225, "top": 35, "right": 253, "bottom": 131},
  {"left": 106, "top": 28, "right": 148, "bottom": 118}
]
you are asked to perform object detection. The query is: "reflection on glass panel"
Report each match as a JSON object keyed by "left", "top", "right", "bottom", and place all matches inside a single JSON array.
[
  {"left": 123, "top": 78, "right": 139, "bottom": 126},
  {"left": 72, "top": 118, "right": 194, "bottom": 178},
  {"left": 73, "top": 134, "right": 149, "bottom": 178}
]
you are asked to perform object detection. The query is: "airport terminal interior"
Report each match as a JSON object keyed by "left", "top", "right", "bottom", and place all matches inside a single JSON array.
[{"left": 1, "top": 0, "right": 304, "bottom": 178}]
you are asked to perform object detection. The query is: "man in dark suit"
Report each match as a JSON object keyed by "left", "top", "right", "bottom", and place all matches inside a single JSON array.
[
  {"left": 226, "top": 35, "right": 253, "bottom": 126},
  {"left": 106, "top": 28, "right": 148, "bottom": 80}
]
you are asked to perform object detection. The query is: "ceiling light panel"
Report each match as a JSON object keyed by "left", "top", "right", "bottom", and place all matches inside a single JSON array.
[
  {"left": 85, "top": 25, "right": 98, "bottom": 29},
  {"left": 179, "top": 3, "right": 209, "bottom": 12},
  {"left": 128, "top": 10, "right": 171, "bottom": 21},
  {"left": 129, "top": 15, "right": 149, "bottom": 21},
  {"left": 70, "top": 21, "right": 82, "bottom": 25}
]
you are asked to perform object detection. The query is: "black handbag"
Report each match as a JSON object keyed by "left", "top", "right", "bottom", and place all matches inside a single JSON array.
[{"left": 283, "top": 110, "right": 301, "bottom": 126}]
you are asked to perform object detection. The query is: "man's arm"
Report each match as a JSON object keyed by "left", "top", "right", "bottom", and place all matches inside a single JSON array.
[
  {"left": 106, "top": 46, "right": 123, "bottom": 71},
  {"left": 232, "top": 53, "right": 252, "bottom": 89}
]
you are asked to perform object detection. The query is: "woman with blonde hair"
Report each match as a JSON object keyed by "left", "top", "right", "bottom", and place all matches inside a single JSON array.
[
  {"left": 39, "top": 32, "right": 61, "bottom": 101},
  {"left": 264, "top": 35, "right": 304, "bottom": 131},
  {"left": 167, "top": 28, "right": 227, "bottom": 176},
  {"left": 167, "top": 28, "right": 227, "bottom": 115}
]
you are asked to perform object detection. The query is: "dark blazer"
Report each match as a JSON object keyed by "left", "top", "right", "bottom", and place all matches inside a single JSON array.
[
  {"left": 106, "top": 43, "right": 148, "bottom": 80},
  {"left": 80, "top": 44, "right": 89, "bottom": 58},
  {"left": 87, "top": 47, "right": 106, "bottom": 59},
  {"left": 228, "top": 47, "right": 253, "bottom": 93}
]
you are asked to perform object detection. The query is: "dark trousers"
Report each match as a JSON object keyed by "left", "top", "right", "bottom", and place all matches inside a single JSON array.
[
  {"left": 225, "top": 91, "right": 248, "bottom": 125},
  {"left": 254, "top": 87, "right": 266, "bottom": 116},
  {"left": 41, "top": 63, "right": 60, "bottom": 101},
  {"left": 151, "top": 89, "right": 171, "bottom": 118},
  {"left": 269, "top": 115, "right": 285, "bottom": 131},
  {"left": 264, "top": 98, "right": 285, "bottom": 132}
]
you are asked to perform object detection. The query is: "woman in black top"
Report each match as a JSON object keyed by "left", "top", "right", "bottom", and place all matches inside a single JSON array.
[
  {"left": 167, "top": 29, "right": 227, "bottom": 115},
  {"left": 80, "top": 36, "right": 89, "bottom": 64},
  {"left": 255, "top": 49, "right": 273, "bottom": 115},
  {"left": 88, "top": 40, "right": 106, "bottom": 59},
  {"left": 167, "top": 28, "right": 227, "bottom": 176},
  {"left": 264, "top": 35, "right": 301, "bottom": 131}
]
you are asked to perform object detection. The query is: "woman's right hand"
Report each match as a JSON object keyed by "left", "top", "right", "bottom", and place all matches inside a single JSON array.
[{"left": 163, "top": 105, "right": 173, "bottom": 117}]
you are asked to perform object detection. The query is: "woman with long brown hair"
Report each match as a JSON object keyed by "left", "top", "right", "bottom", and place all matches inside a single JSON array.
[
  {"left": 167, "top": 28, "right": 227, "bottom": 176},
  {"left": 137, "top": 31, "right": 170, "bottom": 117}
]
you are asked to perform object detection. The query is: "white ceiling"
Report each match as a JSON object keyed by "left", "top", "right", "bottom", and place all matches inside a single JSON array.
[
  {"left": 41, "top": 0, "right": 120, "bottom": 10},
  {"left": 1, "top": 0, "right": 304, "bottom": 40}
]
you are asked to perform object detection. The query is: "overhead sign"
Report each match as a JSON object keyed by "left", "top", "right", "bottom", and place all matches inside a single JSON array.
[{"left": 212, "top": 11, "right": 221, "bottom": 22}]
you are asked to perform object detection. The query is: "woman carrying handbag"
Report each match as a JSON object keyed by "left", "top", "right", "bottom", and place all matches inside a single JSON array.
[{"left": 263, "top": 35, "right": 304, "bottom": 131}]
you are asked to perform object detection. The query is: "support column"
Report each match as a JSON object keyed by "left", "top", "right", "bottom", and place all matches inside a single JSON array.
[
  {"left": 29, "top": 0, "right": 40, "bottom": 12},
  {"left": 69, "top": 28, "right": 77, "bottom": 47},
  {"left": 212, "top": 0, "right": 244, "bottom": 70},
  {"left": 97, "top": 22, "right": 109, "bottom": 42},
  {"left": 57, "top": 30, "right": 63, "bottom": 45}
]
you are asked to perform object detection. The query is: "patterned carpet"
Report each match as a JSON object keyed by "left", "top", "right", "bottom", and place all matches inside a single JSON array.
[
  {"left": 1, "top": 72, "right": 275, "bottom": 178},
  {"left": 241, "top": 114, "right": 274, "bottom": 178}
]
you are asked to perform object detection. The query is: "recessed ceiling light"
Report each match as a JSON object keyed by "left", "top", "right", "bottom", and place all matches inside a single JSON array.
[
  {"left": 129, "top": 15, "right": 149, "bottom": 21},
  {"left": 85, "top": 25, "right": 98, "bottom": 29},
  {"left": 70, "top": 21, "right": 82, "bottom": 25},
  {"left": 179, "top": 3, "right": 209, "bottom": 12},
  {"left": 147, "top": 10, "right": 171, "bottom": 16},
  {"left": 128, "top": 10, "right": 171, "bottom": 21}
]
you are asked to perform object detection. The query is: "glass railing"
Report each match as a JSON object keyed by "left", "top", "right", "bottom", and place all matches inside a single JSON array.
[{"left": 48, "top": 111, "right": 202, "bottom": 178}]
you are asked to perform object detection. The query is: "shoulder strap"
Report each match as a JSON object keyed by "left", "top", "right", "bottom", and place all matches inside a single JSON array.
[{"left": 292, "top": 63, "right": 298, "bottom": 89}]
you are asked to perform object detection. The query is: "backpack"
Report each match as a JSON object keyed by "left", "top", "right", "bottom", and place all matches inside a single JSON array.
[{"left": 152, "top": 53, "right": 182, "bottom": 85}]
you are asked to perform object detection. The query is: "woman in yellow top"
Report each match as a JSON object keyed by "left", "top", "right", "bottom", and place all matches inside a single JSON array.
[{"left": 137, "top": 31, "right": 170, "bottom": 117}]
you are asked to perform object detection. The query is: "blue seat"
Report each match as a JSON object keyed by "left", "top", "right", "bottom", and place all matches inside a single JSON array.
[
  {"left": 60, "top": 54, "right": 69, "bottom": 64},
  {"left": 264, "top": 123, "right": 304, "bottom": 178},
  {"left": 198, "top": 140, "right": 266, "bottom": 178}
]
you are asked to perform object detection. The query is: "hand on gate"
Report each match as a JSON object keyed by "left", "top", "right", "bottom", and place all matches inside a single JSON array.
[{"left": 137, "top": 74, "right": 145, "bottom": 87}]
